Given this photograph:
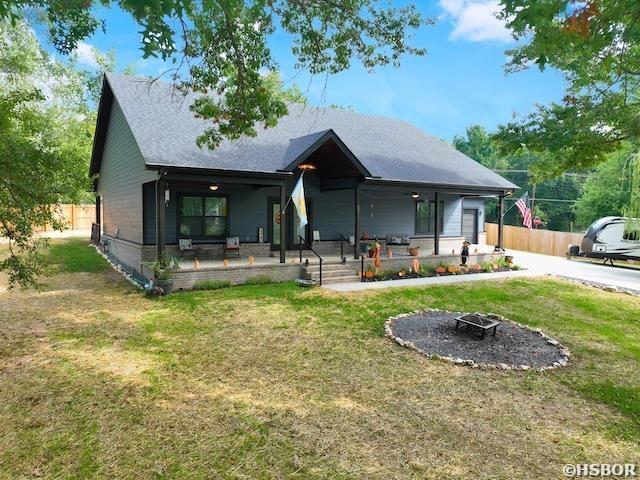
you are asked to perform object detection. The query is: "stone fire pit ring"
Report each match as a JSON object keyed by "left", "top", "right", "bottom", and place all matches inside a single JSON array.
[{"left": 385, "top": 309, "right": 570, "bottom": 371}]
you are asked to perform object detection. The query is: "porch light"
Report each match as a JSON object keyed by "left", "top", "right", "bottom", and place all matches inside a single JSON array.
[
  {"left": 297, "top": 163, "right": 317, "bottom": 171},
  {"left": 411, "top": 192, "right": 420, "bottom": 199},
  {"left": 209, "top": 184, "right": 219, "bottom": 191}
]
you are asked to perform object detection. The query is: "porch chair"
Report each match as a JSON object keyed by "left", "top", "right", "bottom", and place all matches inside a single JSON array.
[
  {"left": 178, "top": 238, "right": 200, "bottom": 259},
  {"left": 223, "top": 236, "right": 241, "bottom": 258}
]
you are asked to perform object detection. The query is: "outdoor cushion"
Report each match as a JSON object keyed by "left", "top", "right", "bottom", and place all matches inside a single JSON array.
[{"left": 178, "top": 238, "right": 193, "bottom": 251}]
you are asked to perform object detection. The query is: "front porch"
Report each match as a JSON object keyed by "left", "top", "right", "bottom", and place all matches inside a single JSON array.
[{"left": 150, "top": 243, "right": 499, "bottom": 290}]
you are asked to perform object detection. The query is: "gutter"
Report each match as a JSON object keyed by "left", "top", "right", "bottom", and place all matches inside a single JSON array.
[{"left": 362, "top": 177, "right": 517, "bottom": 195}]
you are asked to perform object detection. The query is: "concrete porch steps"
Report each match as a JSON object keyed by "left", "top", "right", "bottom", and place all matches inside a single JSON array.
[{"left": 303, "top": 263, "right": 360, "bottom": 285}]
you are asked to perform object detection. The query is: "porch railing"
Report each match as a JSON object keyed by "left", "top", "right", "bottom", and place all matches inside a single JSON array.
[
  {"left": 298, "top": 235, "right": 324, "bottom": 286},
  {"left": 338, "top": 234, "right": 350, "bottom": 263}
]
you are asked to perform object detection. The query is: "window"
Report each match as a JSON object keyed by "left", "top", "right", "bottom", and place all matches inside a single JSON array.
[
  {"left": 415, "top": 200, "right": 444, "bottom": 235},
  {"left": 623, "top": 229, "right": 639, "bottom": 241},
  {"left": 179, "top": 195, "right": 227, "bottom": 239}
]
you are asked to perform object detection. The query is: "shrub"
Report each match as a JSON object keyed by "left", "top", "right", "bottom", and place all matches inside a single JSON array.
[
  {"left": 481, "top": 261, "right": 494, "bottom": 273},
  {"left": 193, "top": 279, "right": 232, "bottom": 290},
  {"left": 245, "top": 275, "right": 273, "bottom": 285}
]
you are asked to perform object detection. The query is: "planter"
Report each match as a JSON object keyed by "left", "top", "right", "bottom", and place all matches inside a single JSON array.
[
  {"left": 408, "top": 247, "right": 420, "bottom": 256},
  {"left": 365, "top": 270, "right": 375, "bottom": 279},
  {"left": 155, "top": 277, "right": 174, "bottom": 295}
]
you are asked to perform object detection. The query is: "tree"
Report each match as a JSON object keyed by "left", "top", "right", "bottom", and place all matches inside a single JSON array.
[
  {"left": 574, "top": 146, "right": 634, "bottom": 228},
  {"left": 0, "top": 20, "right": 93, "bottom": 288},
  {"left": 2, "top": 0, "right": 431, "bottom": 149},
  {"left": 453, "top": 124, "right": 583, "bottom": 230},
  {"left": 453, "top": 126, "right": 508, "bottom": 171},
  {"left": 495, "top": 0, "right": 640, "bottom": 219}
]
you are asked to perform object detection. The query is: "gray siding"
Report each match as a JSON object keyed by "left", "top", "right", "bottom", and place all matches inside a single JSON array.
[
  {"left": 97, "top": 99, "right": 156, "bottom": 243},
  {"left": 147, "top": 178, "right": 468, "bottom": 245},
  {"left": 147, "top": 184, "right": 280, "bottom": 244}
]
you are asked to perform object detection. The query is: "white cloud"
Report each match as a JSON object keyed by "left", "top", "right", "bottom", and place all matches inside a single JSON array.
[
  {"left": 440, "top": 0, "right": 513, "bottom": 43},
  {"left": 73, "top": 41, "right": 99, "bottom": 67}
]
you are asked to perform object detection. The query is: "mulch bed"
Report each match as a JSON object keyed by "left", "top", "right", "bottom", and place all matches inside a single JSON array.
[
  {"left": 363, "top": 266, "right": 514, "bottom": 282},
  {"left": 385, "top": 309, "right": 570, "bottom": 371}
]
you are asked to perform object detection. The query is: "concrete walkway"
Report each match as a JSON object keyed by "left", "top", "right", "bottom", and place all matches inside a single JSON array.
[{"left": 326, "top": 249, "right": 640, "bottom": 293}]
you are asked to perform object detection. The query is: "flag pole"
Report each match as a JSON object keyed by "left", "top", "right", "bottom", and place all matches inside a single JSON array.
[
  {"left": 501, "top": 191, "right": 527, "bottom": 217},
  {"left": 281, "top": 169, "right": 305, "bottom": 213}
]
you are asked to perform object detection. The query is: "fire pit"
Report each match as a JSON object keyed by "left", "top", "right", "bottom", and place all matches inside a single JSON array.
[
  {"left": 454, "top": 313, "right": 500, "bottom": 339},
  {"left": 385, "top": 309, "right": 571, "bottom": 371}
]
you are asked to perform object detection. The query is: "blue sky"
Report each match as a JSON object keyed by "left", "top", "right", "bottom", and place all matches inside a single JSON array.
[{"left": 60, "top": 0, "right": 566, "bottom": 142}]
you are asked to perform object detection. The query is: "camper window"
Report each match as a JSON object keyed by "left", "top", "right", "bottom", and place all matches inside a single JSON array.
[{"left": 623, "top": 229, "right": 639, "bottom": 241}]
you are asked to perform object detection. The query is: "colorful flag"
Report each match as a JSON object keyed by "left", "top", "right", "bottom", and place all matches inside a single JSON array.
[
  {"left": 515, "top": 192, "right": 533, "bottom": 229},
  {"left": 291, "top": 174, "right": 307, "bottom": 227}
]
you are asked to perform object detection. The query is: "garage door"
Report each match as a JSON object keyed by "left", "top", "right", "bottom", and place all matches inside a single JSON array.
[{"left": 462, "top": 209, "right": 478, "bottom": 244}]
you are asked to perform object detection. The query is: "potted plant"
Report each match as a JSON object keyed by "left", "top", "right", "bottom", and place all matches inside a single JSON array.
[
  {"left": 364, "top": 265, "right": 376, "bottom": 279},
  {"left": 152, "top": 256, "right": 179, "bottom": 295}
]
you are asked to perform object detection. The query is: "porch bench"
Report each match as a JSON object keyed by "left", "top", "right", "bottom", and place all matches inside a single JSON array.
[
  {"left": 178, "top": 238, "right": 202, "bottom": 260},
  {"left": 223, "top": 236, "right": 241, "bottom": 258},
  {"left": 386, "top": 234, "right": 410, "bottom": 246}
]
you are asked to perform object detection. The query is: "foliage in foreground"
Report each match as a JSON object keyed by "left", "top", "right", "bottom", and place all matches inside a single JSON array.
[
  {"left": 495, "top": 0, "right": 640, "bottom": 220},
  {"left": 2, "top": 0, "right": 431, "bottom": 149},
  {"left": 0, "top": 20, "right": 94, "bottom": 289}
]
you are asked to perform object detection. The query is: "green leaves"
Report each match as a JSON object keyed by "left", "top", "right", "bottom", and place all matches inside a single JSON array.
[
  {"left": 497, "top": 0, "right": 640, "bottom": 184},
  {"left": 0, "top": 20, "right": 93, "bottom": 288},
  {"left": 1, "top": 0, "right": 431, "bottom": 149}
]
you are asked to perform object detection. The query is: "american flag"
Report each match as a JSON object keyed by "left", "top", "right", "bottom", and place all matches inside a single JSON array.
[{"left": 515, "top": 192, "right": 533, "bottom": 229}]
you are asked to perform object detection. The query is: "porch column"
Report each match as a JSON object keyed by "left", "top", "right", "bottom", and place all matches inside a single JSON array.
[
  {"left": 156, "top": 172, "right": 166, "bottom": 260},
  {"left": 498, "top": 194, "right": 505, "bottom": 250},
  {"left": 434, "top": 192, "right": 440, "bottom": 255},
  {"left": 353, "top": 180, "right": 360, "bottom": 259},
  {"left": 279, "top": 182, "right": 286, "bottom": 263}
]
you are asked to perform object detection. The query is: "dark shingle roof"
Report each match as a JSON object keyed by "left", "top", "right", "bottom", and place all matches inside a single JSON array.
[{"left": 104, "top": 73, "right": 516, "bottom": 191}]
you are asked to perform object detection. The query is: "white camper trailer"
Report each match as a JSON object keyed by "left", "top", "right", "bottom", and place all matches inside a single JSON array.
[{"left": 580, "top": 217, "right": 640, "bottom": 261}]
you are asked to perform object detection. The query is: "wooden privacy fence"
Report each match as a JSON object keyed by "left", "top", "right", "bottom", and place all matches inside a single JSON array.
[
  {"left": 35, "top": 204, "right": 96, "bottom": 232},
  {"left": 485, "top": 223, "right": 584, "bottom": 257}
]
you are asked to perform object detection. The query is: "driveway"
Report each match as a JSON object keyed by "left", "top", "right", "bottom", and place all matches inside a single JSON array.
[{"left": 507, "top": 250, "right": 640, "bottom": 293}]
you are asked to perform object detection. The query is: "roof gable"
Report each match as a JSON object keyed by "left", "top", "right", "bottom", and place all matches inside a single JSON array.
[{"left": 283, "top": 129, "right": 371, "bottom": 178}]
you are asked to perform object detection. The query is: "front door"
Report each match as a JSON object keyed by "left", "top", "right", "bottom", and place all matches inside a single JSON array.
[
  {"left": 462, "top": 209, "right": 478, "bottom": 244},
  {"left": 268, "top": 198, "right": 314, "bottom": 250},
  {"left": 269, "top": 199, "right": 282, "bottom": 251}
]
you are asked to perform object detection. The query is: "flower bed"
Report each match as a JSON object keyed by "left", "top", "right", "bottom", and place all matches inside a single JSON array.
[{"left": 362, "top": 256, "right": 520, "bottom": 282}]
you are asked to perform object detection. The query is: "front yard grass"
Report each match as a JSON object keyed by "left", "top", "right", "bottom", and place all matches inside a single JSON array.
[{"left": 0, "top": 238, "right": 638, "bottom": 479}]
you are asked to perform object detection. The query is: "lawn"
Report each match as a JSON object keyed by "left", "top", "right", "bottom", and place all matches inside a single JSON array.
[{"left": 0, "top": 238, "right": 638, "bottom": 479}]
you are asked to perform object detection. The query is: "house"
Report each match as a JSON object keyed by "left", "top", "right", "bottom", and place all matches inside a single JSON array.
[{"left": 90, "top": 74, "right": 516, "bottom": 288}]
